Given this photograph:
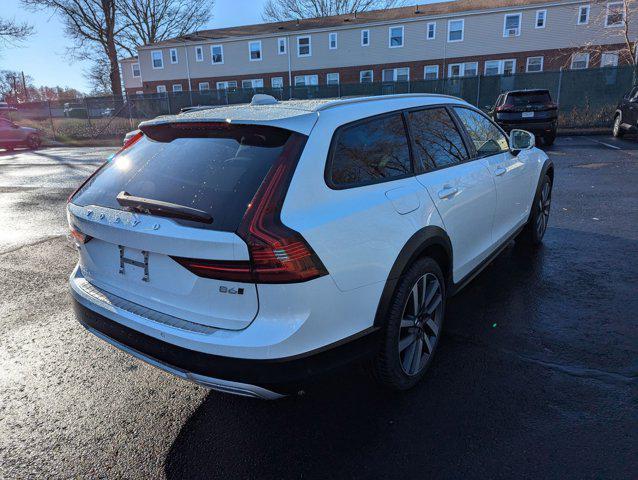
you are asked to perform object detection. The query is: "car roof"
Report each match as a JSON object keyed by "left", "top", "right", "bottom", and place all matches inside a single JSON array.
[
  {"left": 505, "top": 89, "right": 550, "bottom": 95},
  {"left": 139, "top": 94, "right": 469, "bottom": 135}
]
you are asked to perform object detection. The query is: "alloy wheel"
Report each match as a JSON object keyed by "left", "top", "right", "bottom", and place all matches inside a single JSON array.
[
  {"left": 535, "top": 181, "right": 552, "bottom": 238},
  {"left": 613, "top": 116, "right": 621, "bottom": 137},
  {"left": 398, "top": 273, "right": 443, "bottom": 376}
]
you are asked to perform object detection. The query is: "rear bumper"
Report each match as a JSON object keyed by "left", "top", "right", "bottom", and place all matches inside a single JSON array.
[
  {"left": 498, "top": 120, "right": 557, "bottom": 135},
  {"left": 73, "top": 299, "right": 379, "bottom": 397}
]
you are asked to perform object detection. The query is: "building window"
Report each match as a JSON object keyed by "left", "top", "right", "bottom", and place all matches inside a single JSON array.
[
  {"left": 211, "top": 45, "right": 224, "bottom": 64},
  {"left": 151, "top": 50, "right": 163, "bottom": 69},
  {"left": 361, "top": 29, "right": 370, "bottom": 46},
  {"left": 131, "top": 63, "right": 140, "bottom": 78},
  {"left": 571, "top": 52, "right": 590, "bottom": 69},
  {"left": 198, "top": 82, "right": 210, "bottom": 91},
  {"left": 382, "top": 67, "right": 409, "bottom": 82},
  {"left": 329, "top": 32, "right": 338, "bottom": 50},
  {"left": 578, "top": 5, "right": 590, "bottom": 25},
  {"left": 360, "top": 70, "right": 373, "bottom": 83},
  {"left": 448, "top": 62, "right": 477, "bottom": 78},
  {"left": 294, "top": 75, "right": 318, "bottom": 86},
  {"left": 606, "top": 2, "right": 625, "bottom": 27},
  {"left": 389, "top": 26, "right": 404, "bottom": 48},
  {"left": 503, "top": 13, "right": 522, "bottom": 37},
  {"left": 195, "top": 46, "right": 203, "bottom": 62},
  {"left": 217, "top": 81, "right": 238, "bottom": 90},
  {"left": 427, "top": 22, "right": 436, "bottom": 40},
  {"left": 278, "top": 38, "right": 287, "bottom": 55},
  {"left": 172, "top": 84, "right": 182, "bottom": 92},
  {"left": 526, "top": 56, "right": 544, "bottom": 72},
  {"left": 601, "top": 52, "right": 619, "bottom": 67},
  {"left": 424, "top": 65, "right": 439, "bottom": 80},
  {"left": 242, "top": 79, "right": 264, "bottom": 89},
  {"left": 536, "top": 10, "right": 547, "bottom": 28},
  {"left": 326, "top": 73, "right": 340, "bottom": 85},
  {"left": 297, "top": 36, "right": 311, "bottom": 57},
  {"left": 156, "top": 85, "right": 166, "bottom": 93},
  {"left": 448, "top": 19, "right": 464, "bottom": 42},
  {"left": 135, "top": 91, "right": 143, "bottom": 96},
  {"left": 249, "top": 41, "right": 262, "bottom": 61},
  {"left": 484, "top": 59, "right": 516, "bottom": 76},
  {"left": 271, "top": 77, "right": 284, "bottom": 88},
  {"left": 170, "top": 48, "right": 178, "bottom": 64}
]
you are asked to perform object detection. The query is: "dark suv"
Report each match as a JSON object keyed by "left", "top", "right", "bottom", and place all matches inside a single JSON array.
[
  {"left": 613, "top": 85, "right": 638, "bottom": 138},
  {"left": 489, "top": 89, "right": 558, "bottom": 146}
]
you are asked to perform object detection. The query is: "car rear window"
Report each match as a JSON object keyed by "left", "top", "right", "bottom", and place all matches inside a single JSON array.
[
  {"left": 328, "top": 113, "right": 412, "bottom": 188},
  {"left": 71, "top": 124, "right": 301, "bottom": 232},
  {"left": 507, "top": 91, "right": 552, "bottom": 107}
]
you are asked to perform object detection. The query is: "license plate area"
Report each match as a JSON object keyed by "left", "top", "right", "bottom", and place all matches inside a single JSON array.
[
  {"left": 522, "top": 112, "right": 535, "bottom": 118},
  {"left": 119, "top": 245, "right": 149, "bottom": 282}
]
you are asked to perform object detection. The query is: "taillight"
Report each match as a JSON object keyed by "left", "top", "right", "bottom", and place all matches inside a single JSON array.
[
  {"left": 67, "top": 131, "right": 144, "bottom": 204},
  {"left": 496, "top": 103, "right": 514, "bottom": 112},
  {"left": 69, "top": 225, "right": 92, "bottom": 245},
  {"left": 172, "top": 133, "right": 328, "bottom": 284}
]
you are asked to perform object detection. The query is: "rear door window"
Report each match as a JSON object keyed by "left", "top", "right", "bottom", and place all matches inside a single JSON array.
[
  {"left": 328, "top": 113, "right": 412, "bottom": 188},
  {"left": 71, "top": 125, "right": 300, "bottom": 232},
  {"left": 408, "top": 107, "right": 469, "bottom": 171},
  {"left": 454, "top": 107, "right": 510, "bottom": 157}
]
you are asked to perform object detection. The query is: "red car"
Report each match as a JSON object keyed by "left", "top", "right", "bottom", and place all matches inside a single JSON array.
[{"left": 0, "top": 117, "right": 42, "bottom": 151}]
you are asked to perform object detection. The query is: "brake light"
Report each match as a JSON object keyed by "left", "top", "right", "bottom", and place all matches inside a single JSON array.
[
  {"left": 69, "top": 226, "right": 92, "bottom": 245},
  {"left": 67, "top": 131, "right": 143, "bottom": 203},
  {"left": 496, "top": 103, "right": 514, "bottom": 112},
  {"left": 173, "top": 133, "right": 329, "bottom": 284}
]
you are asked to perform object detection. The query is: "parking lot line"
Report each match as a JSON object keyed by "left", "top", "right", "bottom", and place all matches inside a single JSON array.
[{"left": 588, "top": 138, "right": 621, "bottom": 150}]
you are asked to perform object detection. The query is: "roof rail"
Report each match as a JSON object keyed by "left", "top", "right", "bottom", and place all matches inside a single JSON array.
[{"left": 314, "top": 93, "right": 463, "bottom": 112}]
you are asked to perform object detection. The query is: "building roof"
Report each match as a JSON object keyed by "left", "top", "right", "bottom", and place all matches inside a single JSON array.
[{"left": 145, "top": 0, "right": 559, "bottom": 47}]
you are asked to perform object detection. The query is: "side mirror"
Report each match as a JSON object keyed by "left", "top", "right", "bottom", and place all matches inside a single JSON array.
[{"left": 510, "top": 129, "right": 535, "bottom": 152}]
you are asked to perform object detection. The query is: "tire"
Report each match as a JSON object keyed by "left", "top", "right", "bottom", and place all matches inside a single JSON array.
[
  {"left": 372, "top": 257, "right": 446, "bottom": 390},
  {"left": 27, "top": 134, "right": 41, "bottom": 150},
  {"left": 612, "top": 115, "right": 624, "bottom": 138},
  {"left": 543, "top": 133, "right": 556, "bottom": 146},
  {"left": 517, "top": 174, "right": 552, "bottom": 247}
]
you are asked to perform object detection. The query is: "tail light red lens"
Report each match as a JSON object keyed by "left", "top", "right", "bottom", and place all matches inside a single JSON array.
[
  {"left": 173, "top": 132, "right": 329, "bottom": 284},
  {"left": 69, "top": 226, "right": 92, "bottom": 245}
]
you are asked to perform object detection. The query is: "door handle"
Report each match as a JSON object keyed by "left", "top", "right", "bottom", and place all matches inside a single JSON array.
[
  {"left": 438, "top": 186, "right": 459, "bottom": 199},
  {"left": 495, "top": 166, "right": 507, "bottom": 177}
]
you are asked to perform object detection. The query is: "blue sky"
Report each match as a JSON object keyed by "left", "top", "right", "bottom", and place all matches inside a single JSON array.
[{"left": 0, "top": 0, "right": 444, "bottom": 92}]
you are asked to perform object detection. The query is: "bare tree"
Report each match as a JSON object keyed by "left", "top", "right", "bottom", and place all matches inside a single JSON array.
[
  {"left": 22, "top": 0, "right": 124, "bottom": 96},
  {"left": 116, "top": 0, "right": 214, "bottom": 56},
  {"left": 263, "top": 0, "right": 406, "bottom": 22},
  {"left": 85, "top": 55, "right": 114, "bottom": 95},
  {"left": 0, "top": 18, "right": 34, "bottom": 48}
]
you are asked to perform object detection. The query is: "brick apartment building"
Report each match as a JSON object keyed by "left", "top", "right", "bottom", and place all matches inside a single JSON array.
[{"left": 120, "top": 0, "right": 635, "bottom": 96}]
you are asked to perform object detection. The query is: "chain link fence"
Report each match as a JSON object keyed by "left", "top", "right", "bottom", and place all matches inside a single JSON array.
[{"left": 3, "top": 66, "right": 634, "bottom": 145}]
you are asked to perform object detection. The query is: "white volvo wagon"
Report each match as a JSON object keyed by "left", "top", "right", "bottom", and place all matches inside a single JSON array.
[{"left": 68, "top": 94, "right": 554, "bottom": 399}]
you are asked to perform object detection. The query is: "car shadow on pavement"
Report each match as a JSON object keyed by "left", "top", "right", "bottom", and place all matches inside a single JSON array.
[{"left": 163, "top": 227, "right": 638, "bottom": 480}]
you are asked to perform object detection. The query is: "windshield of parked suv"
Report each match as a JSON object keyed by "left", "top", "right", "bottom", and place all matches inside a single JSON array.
[
  {"left": 71, "top": 124, "right": 300, "bottom": 231},
  {"left": 507, "top": 91, "right": 552, "bottom": 107}
]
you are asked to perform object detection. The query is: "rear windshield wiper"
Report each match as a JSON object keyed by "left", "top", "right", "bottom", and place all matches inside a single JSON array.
[{"left": 116, "top": 191, "right": 213, "bottom": 224}]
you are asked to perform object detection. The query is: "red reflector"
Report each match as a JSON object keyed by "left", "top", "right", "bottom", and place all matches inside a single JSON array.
[
  {"left": 69, "top": 227, "right": 92, "bottom": 245},
  {"left": 171, "top": 257, "right": 251, "bottom": 282}
]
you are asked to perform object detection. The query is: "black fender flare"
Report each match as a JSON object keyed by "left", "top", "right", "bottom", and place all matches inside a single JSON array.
[{"left": 373, "top": 226, "right": 452, "bottom": 328}]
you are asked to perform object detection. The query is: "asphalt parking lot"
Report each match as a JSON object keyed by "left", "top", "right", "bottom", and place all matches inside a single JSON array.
[{"left": 1, "top": 136, "right": 636, "bottom": 479}]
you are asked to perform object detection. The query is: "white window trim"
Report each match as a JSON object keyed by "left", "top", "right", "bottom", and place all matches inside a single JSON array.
[
  {"left": 571, "top": 52, "right": 590, "bottom": 69},
  {"left": 448, "top": 62, "right": 477, "bottom": 78},
  {"left": 535, "top": 10, "right": 547, "bottom": 28},
  {"left": 329, "top": 32, "right": 338, "bottom": 50},
  {"left": 297, "top": 35, "right": 312, "bottom": 57},
  {"left": 464, "top": 62, "right": 479, "bottom": 76},
  {"left": 242, "top": 79, "right": 264, "bottom": 89},
  {"left": 172, "top": 84, "right": 182, "bottom": 92},
  {"left": 424, "top": 65, "right": 439, "bottom": 80},
  {"left": 198, "top": 82, "right": 210, "bottom": 91},
  {"left": 151, "top": 50, "right": 164, "bottom": 69},
  {"left": 448, "top": 19, "right": 465, "bottom": 43},
  {"left": 211, "top": 45, "right": 224, "bottom": 65},
  {"left": 605, "top": 2, "right": 625, "bottom": 28},
  {"left": 271, "top": 77, "right": 284, "bottom": 88},
  {"left": 131, "top": 63, "right": 140, "bottom": 78},
  {"left": 526, "top": 56, "right": 544, "bottom": 72},
  {"left": 278, "top": 38, "right": 287, "bottom": 55},
  {"left": 503, "top": 13, "right": 522, "bottom": 37},
  {"left": 484, "top": 59, "right": 516, "bottom": 76},
  {"left": 360, "top": 70, "right": 373, "bottom": 83},
  {"left": 601, "top": 51, "right": 620, "bottom": 67},
  {"left": 156, "top": 85, "right": 166, "bottom": 93},
  {"left": 294, "top": 74, "right": 318, "bottom": 86},
  {"left": 169, "top": 48, "right": 178, "bottom": 64},
  {"left": 578, "top": 4, "right": 590, "bottom": 25},
  {"left": 195, "top": 46, "right": 204, "bottom": 62},
  {"left": 326, "top": 72, "right": 340, "bottom": 85},
  {"left": 389, "top": 25, "right": 404, "bottom": 48},
  {"left": 248, "top": 41, "right": 262, "bottom": 62},
  {"left": 135, "top": 91, "right": 143, "bottom": 95},
  {"left": 361, "top": 29, "right": 370, "bottom": 46},
  {"left": 427, "top": 22, "right": 436, "bottom": 40}
]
